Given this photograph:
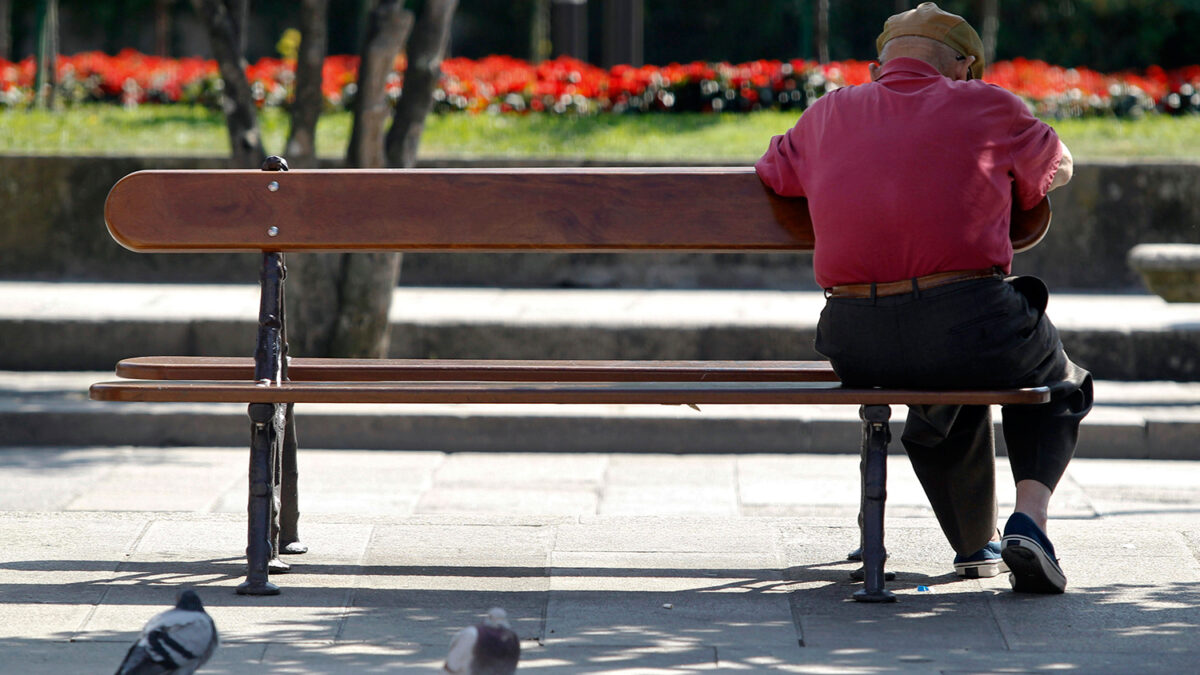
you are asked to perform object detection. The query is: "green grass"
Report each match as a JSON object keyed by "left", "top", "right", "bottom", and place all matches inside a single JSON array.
[
  {"left": 1, "top": 104, "right": 1198, "bottom": 162},
  {"left": 1047, "top": 115, "right": 1200, "bottom": 161}
]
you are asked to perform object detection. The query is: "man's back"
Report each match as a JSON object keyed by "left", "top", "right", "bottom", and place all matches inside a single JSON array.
[{"left": 756, "top": 57, "right": 1062, "bottom": 288}]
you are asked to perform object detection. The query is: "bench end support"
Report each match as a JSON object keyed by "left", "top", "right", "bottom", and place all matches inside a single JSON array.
[{"left": 854, "top": 404, "right": 895, "bottom": 603}]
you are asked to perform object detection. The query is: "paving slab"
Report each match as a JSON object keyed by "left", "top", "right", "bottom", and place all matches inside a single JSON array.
[{"left": 544, "top": 588, "right": 798, "bottom": 649}]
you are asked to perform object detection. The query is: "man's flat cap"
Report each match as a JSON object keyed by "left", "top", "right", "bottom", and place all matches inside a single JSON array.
[{"left": 877, "top": 2, "right": 985, "bottom": 79}]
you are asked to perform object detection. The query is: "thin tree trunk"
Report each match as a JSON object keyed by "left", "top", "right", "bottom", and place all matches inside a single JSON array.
[
  {"left": 348, "top": 0, "right": 413, "bottom": 168},
  {"left": 229, "top": 0, "right": 248, "bottom": 54},
  {"left": 530, "top": 0, "right": 549, "bottom": 63},
  {"left": 191, "top": 0, "right": 265, "bottom": 167},
  {"left": 815, "top": 0, "right": 829, "bottom": 64},
  {"left": 33, "top": 0, "right": 58, "bottom": 109},
  {"left": 980, "top": 0, "right": 998, "bottom": 68},
  {"left": 285, "top": 0, "right": 331, "bottom": 169},
  {"left": 385, "top": 0, "right": 457, "bottom": 169},
  {"left": 1, "top": 0, "right": 14, "bottom": 60},
  {"left": 155, "top": 0, "right": 171, "bottom": 57}
]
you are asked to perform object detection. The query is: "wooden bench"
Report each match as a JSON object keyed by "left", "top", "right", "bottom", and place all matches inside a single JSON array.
[{"left": 90, "top": 159, "right": 1051, "bottom": 602}]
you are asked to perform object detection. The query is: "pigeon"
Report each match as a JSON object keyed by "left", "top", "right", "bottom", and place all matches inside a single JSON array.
[
  {"left": 443, "top": 607, "right": 521, "bottom": 675},
  {"left": 115, "top": 589, "right": 218, "bottom": 675}
]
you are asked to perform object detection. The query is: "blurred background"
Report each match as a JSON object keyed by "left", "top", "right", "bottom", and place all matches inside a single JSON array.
[{"left": 2, "top": 0, "right": 1197, "bottom": 72}]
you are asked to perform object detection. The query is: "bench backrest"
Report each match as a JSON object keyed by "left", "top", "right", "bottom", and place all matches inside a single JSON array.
[
  {"left": 104, "top": 167, "right": 1049, "bottom": 254},
  {"left": 105, "top": 167, "right": 816, "bottom": 253}
]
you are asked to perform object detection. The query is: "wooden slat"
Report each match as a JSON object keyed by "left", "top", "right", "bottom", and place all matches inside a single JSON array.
[
  {"left": 104, "top": 167, "right": 1052, "bottom": 255},
  {"left": 104, "top": 167, "right": 816, "bottom": 253},
  {"left": 114, "top": 356, "right": 841, "bottom": 383},
  {"left": 105, "top": 167, "right": 1049, "bottom": 254},
  {"left": 90, "top": 380, "right": 1051, "bottom": 406}
]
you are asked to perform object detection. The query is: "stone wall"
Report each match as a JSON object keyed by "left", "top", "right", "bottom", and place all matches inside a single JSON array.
[{"left": 2, "top": 155, "right": 1198, "bottom": 291}]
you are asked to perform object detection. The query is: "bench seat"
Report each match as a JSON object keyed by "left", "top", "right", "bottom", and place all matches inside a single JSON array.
[
  {"left": 112, "top": 356, "right": 841, "bottom": 383},
  {"left": 91, "top": 378, "right": 1051, "bottom": 406}
]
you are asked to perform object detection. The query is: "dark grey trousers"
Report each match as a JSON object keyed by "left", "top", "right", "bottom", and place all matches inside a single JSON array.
[{"left": 816, "top": 276, "right": 1093, "bottom": 555}]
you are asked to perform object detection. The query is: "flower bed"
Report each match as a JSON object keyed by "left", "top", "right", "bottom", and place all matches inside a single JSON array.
[{"left": 2, "top": 49, "right": 1198, "bottom": 118}]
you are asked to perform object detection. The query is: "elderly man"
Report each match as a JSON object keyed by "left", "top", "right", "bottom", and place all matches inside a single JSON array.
[{"left": 756, "top": 2, "right": 1093, "bottom": 594}]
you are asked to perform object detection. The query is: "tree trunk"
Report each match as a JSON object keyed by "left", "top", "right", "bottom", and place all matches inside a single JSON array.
[
  {"left": 980, "top": 0, "right": 998, "bottom": 68},
  {"left": 602, "top": 0, "right": 642, "bottom": 68},
  {"left": 530, "top": 0, "right": 549, "bottom": 63},
  {"left": 815, "top": 0, "right": 829, "bottom": 64},
  {"left": 385, "top": 0, "right": 457, "bottom": 169},
  {"left": 229, "top": 0, "right": 248, "bottom": 54},
  {"left": 33, "top": 0, "right": 58, "bottom": 109},
  {"left": 1, "top": 0, "right": 14, "bottom": 60},
  {"left": 191, "top": 0, "right": 265, "bottom": 167},
  {"left": 325, "top": 252, "right": 404, "bottom": 356},
  {"left": 285, "top": 0, "right": 331, "bottom": 169},
  {"left": 348, "top": 0, "right": 413, "bottom": 168},
  {"left": 549, "top": 0, "right": 586, "bottom": 60},
  {"left": 155, "top": 0, "right": 171, "bottom": 57},
  {"left": 287, "top": 0, "right": 427, "bottom": 359}
]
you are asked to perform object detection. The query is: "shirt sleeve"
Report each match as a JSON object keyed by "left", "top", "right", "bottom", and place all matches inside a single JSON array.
[
  {"left": 1008, "top": 103, "right": 1062, "bottom": 210},
  {"left": 755, "top": 124, "right": 807, "bottom": 198}
]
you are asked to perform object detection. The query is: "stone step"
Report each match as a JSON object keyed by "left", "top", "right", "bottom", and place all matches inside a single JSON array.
[{"left": 2, "top": 283, "right": 1199, "bottom": 380}]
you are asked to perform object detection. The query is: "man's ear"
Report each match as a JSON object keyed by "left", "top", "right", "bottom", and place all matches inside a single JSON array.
[{"left": 960, "top": 55, "right": 977, "bottom": 81}]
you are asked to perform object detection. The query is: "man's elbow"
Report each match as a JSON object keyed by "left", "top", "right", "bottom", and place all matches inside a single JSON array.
[{"left": 1049, "top": 141, "right": 1073, "bottom": 191}]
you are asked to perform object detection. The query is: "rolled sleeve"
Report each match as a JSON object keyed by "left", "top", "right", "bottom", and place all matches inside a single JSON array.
[
  {"left": 1009, "top": 107, "right": 1063, "bottom": 210},
  {"left": 755, "top": 128, "right": 807, "bottom": 198}
]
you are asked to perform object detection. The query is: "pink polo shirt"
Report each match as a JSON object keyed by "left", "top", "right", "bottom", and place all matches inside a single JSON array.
[{"left": 755, "top": 57, "right": 1062, "bottom": 289}]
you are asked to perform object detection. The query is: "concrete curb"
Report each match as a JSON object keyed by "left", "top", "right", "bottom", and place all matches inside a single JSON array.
[{"left": 3, "top": 380, "right": 1198, "bottom": 460}]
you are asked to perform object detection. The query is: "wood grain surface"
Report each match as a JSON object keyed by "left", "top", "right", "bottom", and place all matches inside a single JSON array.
[
  {"left": 105, "top": 166, "right": 1052, "bottom": 253},
  {"left": 90, "top": 379, "right": 1051, "bottom": 405},
  {"left": 114, "top": 356, "right": 841, "bottom": 382}
]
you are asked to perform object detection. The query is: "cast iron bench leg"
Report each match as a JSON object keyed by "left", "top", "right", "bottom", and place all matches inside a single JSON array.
[
  {"left": 276, "top": 243, "right": 307, "bottom": 557},
  {"left": 268, "top": 418, "right": 290, "bottom": 575},
  {"left": 239, "top": 403, "right": 282, "bottom": 596},
  {"left": 239, "top": 247, "right": 288, "bottom": 595},
  {"left": 854, "top": 404, "right": 896, "bottom": 603},
  {"left": 279, "top": 403, "right": 307, "bottom": 554}
]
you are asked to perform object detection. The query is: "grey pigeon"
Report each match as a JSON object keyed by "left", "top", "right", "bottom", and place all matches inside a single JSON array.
[
  {"left": 443, "top": 607, "right": 520, "bottom": 675},
  {"left": 115, "top": 589, "right": 218, "bottom": 675}
]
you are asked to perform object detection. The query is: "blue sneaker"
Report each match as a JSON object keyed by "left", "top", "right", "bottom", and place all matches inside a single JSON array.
[
  {"left": 1002, "top": 512, "right": 1067, "bottom": 594},
  {"left": 953, "top": 541, "right": 1008, "bottom": 578}
]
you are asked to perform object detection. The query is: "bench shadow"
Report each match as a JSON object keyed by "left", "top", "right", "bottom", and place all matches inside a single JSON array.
[{"left": 2, "top": 555, "right": 1197, "bottom": 672}]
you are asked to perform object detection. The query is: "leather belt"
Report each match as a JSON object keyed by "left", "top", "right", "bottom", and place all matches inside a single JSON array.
[{"left": 826, "top": 267, "right": 1004, "bottom": 299}]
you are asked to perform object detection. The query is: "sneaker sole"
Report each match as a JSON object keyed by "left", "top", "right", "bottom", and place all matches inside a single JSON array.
[
  {"left": 1001, "top": 535, "right": 1067, "bottom": 594},
  {"left": 954, "top": 558, "right": 1009, "bottom": 578}
]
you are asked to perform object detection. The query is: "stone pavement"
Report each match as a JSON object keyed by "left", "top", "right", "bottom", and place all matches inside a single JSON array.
[{"left": 1, "top": 447, "right": 1198, "bottom": 673}]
